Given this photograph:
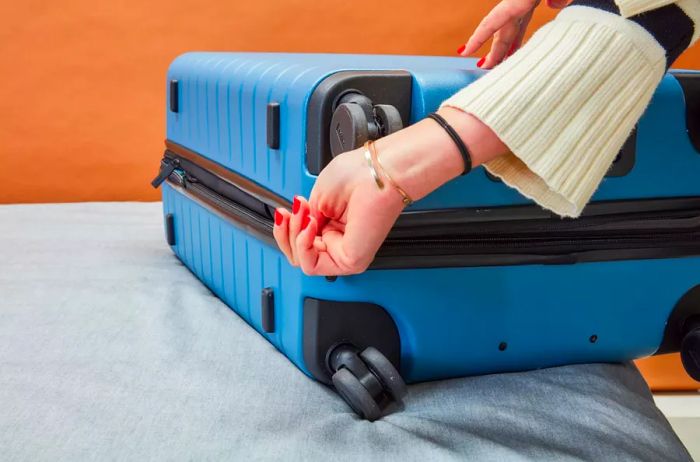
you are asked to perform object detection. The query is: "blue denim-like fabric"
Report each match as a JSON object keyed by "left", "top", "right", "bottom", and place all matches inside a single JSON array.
[{"left": 0, "top": 202, "right": 691, "bottom": 462}]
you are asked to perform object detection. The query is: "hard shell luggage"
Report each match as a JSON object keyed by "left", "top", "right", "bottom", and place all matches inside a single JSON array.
[{"left": 153, "top": 53, "right": 700, "bottom": 420}]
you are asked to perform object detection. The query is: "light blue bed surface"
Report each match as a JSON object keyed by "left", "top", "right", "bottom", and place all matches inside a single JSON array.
[{"left": 0, "top": 202, "right": 691, "bottom": 461}]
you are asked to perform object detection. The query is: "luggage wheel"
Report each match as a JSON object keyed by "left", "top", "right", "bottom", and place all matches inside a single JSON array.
[
  {"left": 329, "top": 344, "right": 407, "bottom": 421},
  {"left": 680, "top": 317, "right": 700, "bottom": 381},
  {"left": 329, "top": 91, "right": 403, "bottom": 157}
]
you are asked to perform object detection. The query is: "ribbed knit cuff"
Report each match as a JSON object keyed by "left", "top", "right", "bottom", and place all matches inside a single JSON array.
[
  {"left": 615, "top": 0, "right": 677, "bottom": 17},
  {"left": 440, "top": 6, "right": 666, "bottom": 217}
]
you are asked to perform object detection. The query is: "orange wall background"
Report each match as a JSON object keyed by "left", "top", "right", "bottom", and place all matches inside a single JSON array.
[{"left": 3, "top": 0, "right": 700, "bottom": 204}]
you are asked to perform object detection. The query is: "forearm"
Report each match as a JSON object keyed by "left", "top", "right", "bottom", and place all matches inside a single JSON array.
[
  {"left": 375, "top": 0, "right": 700, "bottom": 212},
  {"left": 439, "top": 0, "right": 700, "bottom": 217},
  {"left": 374, "top": 108, "right": 508, "bottom": 201}
]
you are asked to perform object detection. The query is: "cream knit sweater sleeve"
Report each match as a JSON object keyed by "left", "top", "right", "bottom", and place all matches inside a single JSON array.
[{"left": 441, "top": 0, "right": 700, "bottom": 217}]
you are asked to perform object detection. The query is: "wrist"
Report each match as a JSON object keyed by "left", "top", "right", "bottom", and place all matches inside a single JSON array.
[
  {"left": 436, "top": 106, "right": 509, "bottom": 168},
  {"left": 373, "top": 121, "right": 461, "bottom": 201}
]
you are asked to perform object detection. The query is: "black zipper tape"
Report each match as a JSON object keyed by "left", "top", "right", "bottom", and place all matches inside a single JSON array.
[
  {"left": 164, "top": 167, "right": 276, "bottom": 247},
  {"left": 154, "top": 153, "right": 700, "bottom": 269}
]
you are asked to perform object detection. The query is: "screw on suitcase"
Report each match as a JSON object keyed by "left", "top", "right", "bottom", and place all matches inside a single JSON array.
[{"left": 154, "top": 53, "right": 700, "bottom": 420}]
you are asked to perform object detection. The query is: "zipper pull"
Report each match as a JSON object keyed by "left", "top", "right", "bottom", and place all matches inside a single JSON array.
[{"left": 151, "top": 158, "right": 179, "bottom": 188}]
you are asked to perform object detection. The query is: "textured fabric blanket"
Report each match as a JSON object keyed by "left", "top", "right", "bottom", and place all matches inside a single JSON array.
[{"left": 0, "top": 202, "right": 691, "bottom": 461}]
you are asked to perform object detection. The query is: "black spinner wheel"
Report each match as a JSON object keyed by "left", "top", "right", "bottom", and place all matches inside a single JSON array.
[
  {"left": 331, "top": 367, "right": 382, "bottom": 421},
  {"left": 360, "top": 346, "right": 408, "bottom": 402},
  {"left": 373, "top": 104, "right": 403, "bottom": 136},
  {"left": 329, "top": 345, "right": 407, "bottom": 421}
]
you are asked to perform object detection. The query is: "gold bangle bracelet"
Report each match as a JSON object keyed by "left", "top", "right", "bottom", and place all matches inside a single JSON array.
[
  {"left": 363, "top": 142, "right": 385, "bottom": 190},
  {"left": 367, "top": 140, "right": 414, "bottom": 206}
]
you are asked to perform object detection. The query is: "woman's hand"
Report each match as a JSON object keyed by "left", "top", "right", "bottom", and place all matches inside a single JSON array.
[
  {"left": 273, "top": 151, "right": 406, "bottom": 276},
  {"left": 273, "top": 108, "right": 509, "bottom": 276},
  {"left": 458, "top": 0, "right": 569, "bottom": 69}
]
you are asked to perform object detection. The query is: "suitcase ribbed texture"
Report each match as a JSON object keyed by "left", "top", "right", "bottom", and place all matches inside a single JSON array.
[
  {"left": 167, "top": 54, "right": 315, "bottom": 197},
  {"left": 161, "top": 53, "right": 700, "bottom": 386},
  {"left": 166, "top": 53, "right": 700, "bottom": 210},
  {"left": 163, "top": 183, "right": 302, "bottom": 361},
  {"left": 166, "top": 53, "right": 481, "bottom": 204}
]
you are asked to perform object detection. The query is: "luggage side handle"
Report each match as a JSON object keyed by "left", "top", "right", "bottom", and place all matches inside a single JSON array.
[{"left": 673, "top": 71, "right": 700, "bottom": 153}]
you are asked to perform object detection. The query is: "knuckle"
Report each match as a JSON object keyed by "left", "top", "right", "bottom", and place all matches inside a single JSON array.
[
  {"left": 339, "top": 252, "right": 370, "bottom": 273},
  {"left": 300, "top": 260, "right": 319, "bottom": 276},
  {"left": 339, "top": 252, "right": 360, "bottom": 270},
  {"left": 322, "top": 203, "right": 340, "bottom": 220}
]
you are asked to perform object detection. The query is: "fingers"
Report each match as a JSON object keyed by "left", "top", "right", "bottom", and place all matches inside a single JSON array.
[
  {"left": 272, "top": 207, "right": 293, "bottom": 262},
  {"left": 546, "top": 0, "right": 569, "bottom": 8},
  {"left": 307, "top": 197, "right": 332, "bottom": 232},
  {"left": 274, "top": 192, "right": 350, "bottom": 274},
  {"left": 334, "top": 199, "right": 404, "bottom": 275},
  {"left": 297, "top": 218, "right": 353, "bottom": 276},
  {"left": 273, "top": 195, "right": 310, "bottom": 266},
  {"left": 482, "top": 20, "right": 520, "bottom": 69},
  {"left": 511, "top": 10, "right": 534, "bottom": 52},
  {"left": 460, "top": 1, "right": 533, "bottom": 57},
  {"left": 288, "top": 196, "right": 310, "bottom": 265},
  {"left": 295, "top": 215, "right": 320, "bottom": 273},
  {"left": 294, "top": 207, "right": 387, "bottom": 277},
  {"left": 296, "top": 216, "right": 337, "bottom": 275}
]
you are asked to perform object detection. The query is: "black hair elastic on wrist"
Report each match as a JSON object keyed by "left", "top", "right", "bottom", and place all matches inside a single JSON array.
[{"left": 426, "top": 112, "right": 473, "bottom": 175}]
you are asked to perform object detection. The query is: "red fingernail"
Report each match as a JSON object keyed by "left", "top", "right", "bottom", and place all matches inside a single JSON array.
[
  {"left": 292, "top": 196, "right": 301, "bottom": 214},
  {"left": 274, "top": 209, "right": 283, "bottom": 226},
  {"left": 507, "top": 43, "right": 517, "bottom": 57},
  {"left": 477, "top": 57, "right": 485, "bottom": 68},
  {"left": 457, "top": 44, "right": 466, "bottom": 55},
  {"left": 301, "top": 215, "right": 311, "bottom": 230}
]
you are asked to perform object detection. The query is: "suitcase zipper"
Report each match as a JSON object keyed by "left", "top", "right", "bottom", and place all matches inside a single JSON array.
[
  {"left": 154, "top": 150, "right": 700, "bottom": 269},
  {"left": 184, "top": 178, "right": 274, "bottom": 235},
  {"left": 151, "top": 157, "right": 179, "bottom": 188}
]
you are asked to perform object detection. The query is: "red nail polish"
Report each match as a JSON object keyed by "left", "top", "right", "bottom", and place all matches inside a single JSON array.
[
  {"left": 457, "top": 44, "right": 466, "bottom": 55},
  {"left": 274, "top": 209, "right": 283, "bottom": 226},
  {"left": 292, "top": 196, "right": 301, "bottom": 214},
  {"left": 477, "top": 57, "right": 486, "bottom": 68},
  {"left": 507, "top": 43, "right": 517, "bottom": 57},
  {"left": 301, "top": 215, "right": 311, "bottom": 230}
]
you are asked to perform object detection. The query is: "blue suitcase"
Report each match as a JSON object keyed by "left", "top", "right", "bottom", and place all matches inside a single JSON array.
[{"left": 153, "top": 52, "right": 700, "bottom": 420}]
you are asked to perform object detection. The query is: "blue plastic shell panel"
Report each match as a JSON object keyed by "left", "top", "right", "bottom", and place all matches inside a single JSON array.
[
  {"left": 302, "top": 256, "right": 700, "bottom": 382},
  {"left": 164, "top": 53, "right": 700, "bottom": 384},
  {"left": 162, "top": 183, "right": 311, "bottom": 376},
  {"left": 167, "top": 53, "right": 700, "bottom": 212},
  {"left": 163, "top": 182, "right": 700, "bottom": 384}
]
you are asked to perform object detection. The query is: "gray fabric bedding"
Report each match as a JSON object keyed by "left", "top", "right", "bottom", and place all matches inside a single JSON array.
[{"left": 0, "top": 202, "right": 692, "bottom": 461}]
